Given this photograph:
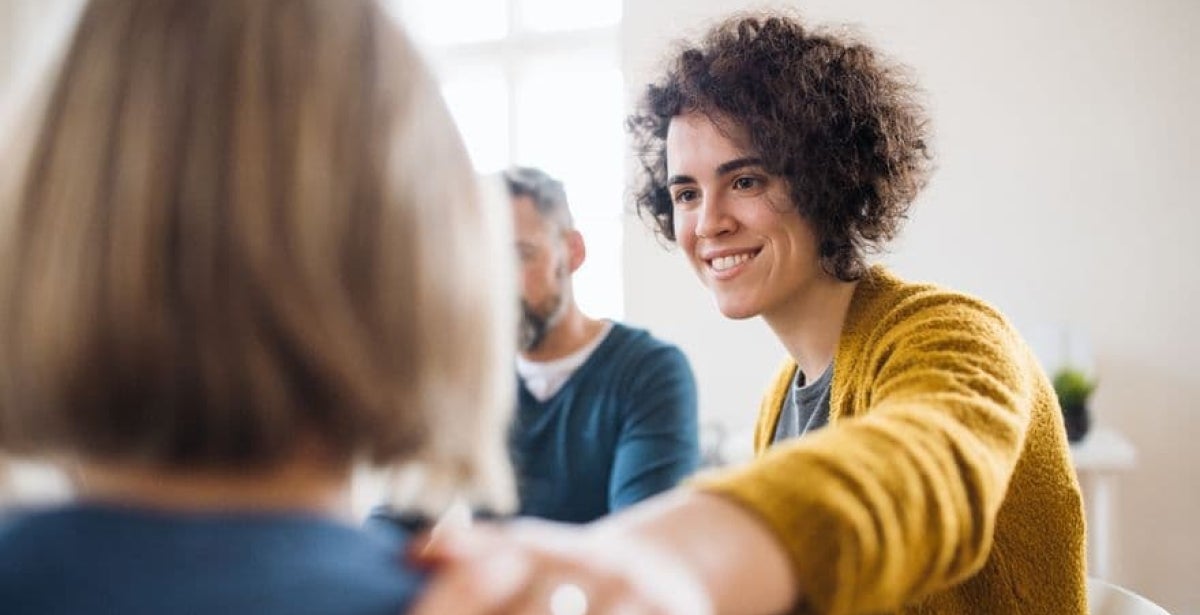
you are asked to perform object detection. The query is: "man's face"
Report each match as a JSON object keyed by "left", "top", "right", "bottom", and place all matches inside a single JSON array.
[{"left": 512, "top": 195, "right": 569, "bottom": 352}]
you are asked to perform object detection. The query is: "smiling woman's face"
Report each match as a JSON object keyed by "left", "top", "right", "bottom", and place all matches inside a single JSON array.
[{"left": 666, "top": 112, "right": 825, "bottom": 321}]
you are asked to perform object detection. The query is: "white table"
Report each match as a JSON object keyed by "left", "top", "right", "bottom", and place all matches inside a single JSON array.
[{"left": 1070, "top": 427, "right": 1137, "bottom": 580}]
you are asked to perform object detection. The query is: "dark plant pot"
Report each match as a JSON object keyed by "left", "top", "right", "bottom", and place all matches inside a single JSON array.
[{"left": 1063, "top": 402, "right": 1091, "bottom": 443}]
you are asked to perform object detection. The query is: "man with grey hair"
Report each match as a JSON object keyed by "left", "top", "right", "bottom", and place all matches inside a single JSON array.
[{"left": 503, "top": 166, "right": 700, "bottom": 523}]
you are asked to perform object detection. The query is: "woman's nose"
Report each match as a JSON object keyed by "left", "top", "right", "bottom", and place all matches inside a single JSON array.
[{"left": 694, "top": 196, "right": 736, "bottom": 239}]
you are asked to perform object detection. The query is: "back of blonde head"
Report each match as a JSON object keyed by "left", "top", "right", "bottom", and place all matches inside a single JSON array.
[{"left": 0, "top": 0, "right": 514, "bottom": 511}]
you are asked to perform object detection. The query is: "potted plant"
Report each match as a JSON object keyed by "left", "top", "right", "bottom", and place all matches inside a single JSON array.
[{"left": 1052, "top": 367, "right": 1097, "bottom": 443}]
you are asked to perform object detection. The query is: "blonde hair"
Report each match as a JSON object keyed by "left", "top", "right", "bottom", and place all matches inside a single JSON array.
[{"left": 0, "top": 0, "right": 514, "bottom": 510}]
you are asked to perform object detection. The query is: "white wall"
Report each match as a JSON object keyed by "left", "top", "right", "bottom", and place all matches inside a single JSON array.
[{"left": 622, "top": 0, "right": 1199, "bottom": 612}]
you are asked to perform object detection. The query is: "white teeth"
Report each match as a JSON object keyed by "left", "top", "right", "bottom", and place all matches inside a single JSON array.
[{"left": 710, "top": 252, "right": 753, "bottom": 272}]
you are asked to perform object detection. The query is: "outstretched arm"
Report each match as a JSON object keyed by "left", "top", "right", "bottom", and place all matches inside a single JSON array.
[
  {"left": 408, "top": 489, "right": 797, "bottom": 615},
  {"left": 694, "top": 296, "right": 1039, "bottom": 613}
]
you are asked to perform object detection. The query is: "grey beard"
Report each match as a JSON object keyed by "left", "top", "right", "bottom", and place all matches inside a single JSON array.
[
  {"left": 519, "top": 265, "right": 570, "bottom": 352},
  {"left": 519, "top": 303, "right": 550, "bottom": 352}
]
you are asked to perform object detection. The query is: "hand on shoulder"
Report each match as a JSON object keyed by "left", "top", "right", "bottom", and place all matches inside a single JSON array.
[{"left": 408, "top": 517, "right": 713, "bottom": 615}]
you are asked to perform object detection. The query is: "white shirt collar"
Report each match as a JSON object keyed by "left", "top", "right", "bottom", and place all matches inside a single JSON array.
[{"left": 516, "top": 321, "right": 614, "bottom": 402}]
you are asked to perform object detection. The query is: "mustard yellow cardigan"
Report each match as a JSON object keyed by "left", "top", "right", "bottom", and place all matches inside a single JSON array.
[{"left": 693, "top": 267, "right": 1087, "bottom": 614}]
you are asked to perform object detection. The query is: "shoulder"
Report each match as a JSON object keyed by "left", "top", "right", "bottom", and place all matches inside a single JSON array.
[
  {"left": 606, "top": 324, "right": 694, "bottom": 386},
  {"left": 0, "top": 506, "right": 426, "bottom": 615},
  {"left": 604, "top": 323, "right": 688, "bottom": 363},
  {"left": 847, "top": 267, "right": 1017, "bottom": 347},
  {"left": 0, "top": 507, "right": 85, "bottom": 602},
  {"left": 838, "top": 268, "right": 1036, "bottom": 399},
  {"left": 0, "top": 507, "right": 65, "bottom": 566}
]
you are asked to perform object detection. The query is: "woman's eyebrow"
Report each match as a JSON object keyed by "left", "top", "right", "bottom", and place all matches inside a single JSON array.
[
  {"left": 668, "top": 157, "right": 765, "bottom": 186},
  {"left": 715, "top": 157, "right": 765, "bottom": 176}
]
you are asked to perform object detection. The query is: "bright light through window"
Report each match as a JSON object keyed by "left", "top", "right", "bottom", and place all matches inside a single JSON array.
[
  {"left": 440, "top": 67, "right": 510, "bottom": 173},
  {"left": 387, "top": 0, "right": 507, "bottom": 47},
  {"left": 514, "top": 59, "right": 623, "bottom": 318},
  {"left": 513, "top": 57, "right": 624, "bottom": 212},
  {"left": 518, "top": 0, "right": 621, "bottom": 33}
]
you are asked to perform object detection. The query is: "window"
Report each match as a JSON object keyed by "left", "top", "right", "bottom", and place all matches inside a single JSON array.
[{"left": 385, "top": 0, "right": 625, "bottom": 319}]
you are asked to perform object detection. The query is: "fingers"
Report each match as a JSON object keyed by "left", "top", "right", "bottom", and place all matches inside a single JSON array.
[
  {"left": 406, "top": 528, "right": 530, "bottom": 615},
  {"left": 428, "top": 498, "right": 474, "bottom": 542}
]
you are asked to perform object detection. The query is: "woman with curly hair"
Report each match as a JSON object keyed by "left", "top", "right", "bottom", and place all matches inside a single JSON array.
[{"left": 411, "top": 11, "right": 1086, "bottom": 615}]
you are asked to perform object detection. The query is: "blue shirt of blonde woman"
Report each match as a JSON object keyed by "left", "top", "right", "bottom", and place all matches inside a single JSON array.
[
  {"left": 509, "top": 322, "right": 700, "bottom": 523},
  {"left": 0, "top": 503, "right": 423, "bottom": 615}
]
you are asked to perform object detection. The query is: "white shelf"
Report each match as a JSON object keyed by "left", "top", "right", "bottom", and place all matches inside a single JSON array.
[{"left": 1070, "top": 426, "right": 1136, "bottom": 473}]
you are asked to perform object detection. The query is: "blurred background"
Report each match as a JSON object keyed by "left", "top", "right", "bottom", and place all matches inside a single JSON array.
[{"left": 1, "top": 0, "right": 1196, "bottom": 612}]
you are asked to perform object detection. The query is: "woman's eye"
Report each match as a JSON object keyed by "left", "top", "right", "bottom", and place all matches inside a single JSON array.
[
  {"left": 733, "top": 176, "right": 760, "bottom": 190},
  {"left": 672, "top": 189, "right": 697, "bottom": 204}
]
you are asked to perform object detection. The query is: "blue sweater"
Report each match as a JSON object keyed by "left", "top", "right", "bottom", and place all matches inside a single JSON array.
[
  {"left": 0, "top": 503, "right": 423, "bottom": 615},
  {"left": 510, "top": 323, "right": 700, "bottom": 523}
]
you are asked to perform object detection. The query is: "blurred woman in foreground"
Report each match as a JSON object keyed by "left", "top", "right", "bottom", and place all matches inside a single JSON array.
[{"left": 0, "top": 1, "right": 514, "bottom": 613}]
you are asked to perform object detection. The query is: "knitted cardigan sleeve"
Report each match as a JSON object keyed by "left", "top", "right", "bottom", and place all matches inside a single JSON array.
[{"left": 691, "top": 286, "right": 1038, "bottom": 615}]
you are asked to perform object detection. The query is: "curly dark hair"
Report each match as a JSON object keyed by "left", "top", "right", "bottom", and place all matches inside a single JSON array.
[{"left": 628, "top": 13, "right": 933, "bottom": 281}]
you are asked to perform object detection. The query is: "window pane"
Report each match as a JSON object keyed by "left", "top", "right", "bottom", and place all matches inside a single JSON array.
[
  {"left": 440, "top": 66, "right": 510, "bottom": 173},
  {"left": 518, "top": 0, "right": 620, "bottom": 32},
  {"left": 386, "top": 0, "right": 508, "bottom": 47},
  {"left": 515, "top": 56, "right": 624, "bottom": 318}
]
